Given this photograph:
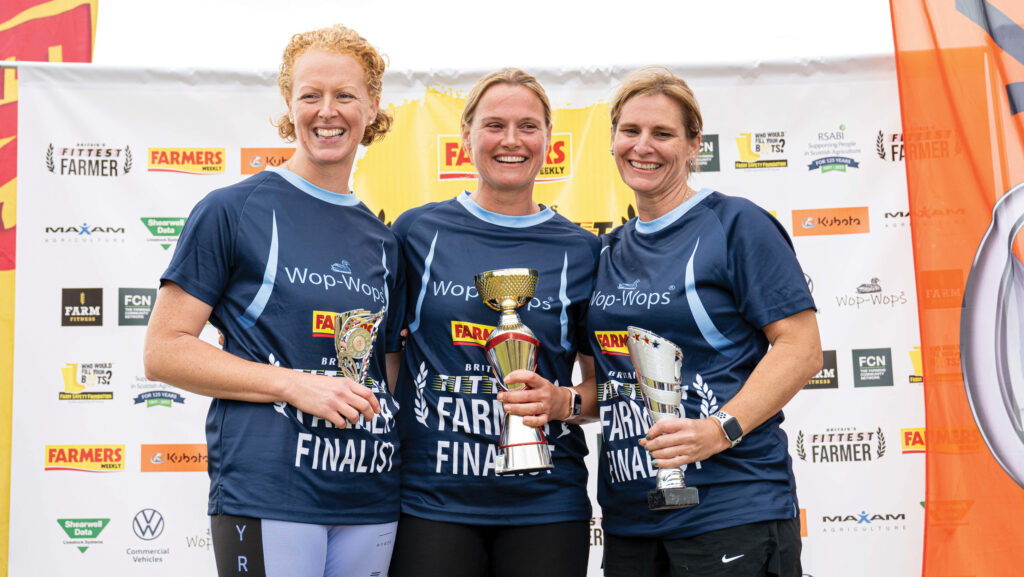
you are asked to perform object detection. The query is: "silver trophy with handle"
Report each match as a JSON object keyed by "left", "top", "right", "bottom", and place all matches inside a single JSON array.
[{"left": 626, "top": 326, "right": 699, "bottom": 510}]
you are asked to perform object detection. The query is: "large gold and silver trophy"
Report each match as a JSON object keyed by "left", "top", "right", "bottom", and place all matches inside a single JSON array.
[
  {"left": 474, "top": 268, "right": 554, "bottom": 475},
  {"left": 626, "top": 326, "right": 700, "bottom": 509},
  {"left": 335, "top": 307, "right": 387, "bottom": 384}
]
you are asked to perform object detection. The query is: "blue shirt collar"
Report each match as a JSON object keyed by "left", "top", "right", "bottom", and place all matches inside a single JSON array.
[
  {"left": 267, "top": 166, "right": 361, "bottom": 207},
  {"left": 635, "top": 188, "right": 714, "bottom": 234},
  {"left": 456, "top": 191, "right": 555, "bottom": 228}
]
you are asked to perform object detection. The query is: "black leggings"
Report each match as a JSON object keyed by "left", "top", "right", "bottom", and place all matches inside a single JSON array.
[{"left": 389, "top": 514, "right": 590, "bottom": 577}]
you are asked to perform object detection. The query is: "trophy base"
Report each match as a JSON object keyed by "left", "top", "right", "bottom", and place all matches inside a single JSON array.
[
  {"left": 648, "top": 486, "right": 699, "bottom": 510},
  {"left": 495, "top": 443, "right": 554, "bottom": 475}
]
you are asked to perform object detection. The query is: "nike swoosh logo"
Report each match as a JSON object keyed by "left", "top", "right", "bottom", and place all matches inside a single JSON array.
[{"left": 722, "top": 554, "right": 745, "bottom": 564}]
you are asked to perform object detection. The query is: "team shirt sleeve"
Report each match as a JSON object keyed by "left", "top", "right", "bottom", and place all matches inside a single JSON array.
[
  {"left": 725, "top": 202, "right": 815, "bottom": 329},
  {"left": 161, "top": 190, "right": 237, "bottom": 307},
  {"left": 385, "top": 238, "right": 407, "bottom": 353}
]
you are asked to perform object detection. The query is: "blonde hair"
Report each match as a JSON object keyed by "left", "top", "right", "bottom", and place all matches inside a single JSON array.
[
  {"left": 461, "top": 68, "right": 552, "bottom": 129},
  {"left": 273, "top": 24, "right": 392, "bottom": 146},
  {"left": 610, "top": 66, "right": 702, "bottom": 140}
]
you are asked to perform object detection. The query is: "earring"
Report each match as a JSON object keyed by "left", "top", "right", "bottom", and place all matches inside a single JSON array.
[{"left": 610, "top": 149, "right": 615, "bottom": 156}]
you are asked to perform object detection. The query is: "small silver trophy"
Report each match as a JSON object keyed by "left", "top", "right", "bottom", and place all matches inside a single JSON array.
[
  {"left": 626, "top": 326, "right": 699, "bottom": 510},
  {"left": 475, "top": 268, "right": 554, "bottom": 475},
  {"left": 335, "top": 307, "right": 386, "bottom": 384}
]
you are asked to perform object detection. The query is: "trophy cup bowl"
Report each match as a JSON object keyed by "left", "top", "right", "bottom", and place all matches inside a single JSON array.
[
  {"left": 335, "top": 307, "right": 386, "bottom": 385},
  {"left": 474, "top": 268, "right": 553, "bottom": 475},
  {"left": 626, "top": 326, "right": 699, "bottom": 510}
]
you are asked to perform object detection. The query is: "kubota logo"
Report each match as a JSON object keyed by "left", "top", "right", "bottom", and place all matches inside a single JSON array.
[
  {"left": 594, "top": 330, "right": 629, "bottom": 356},
  {"left": 451, "top": 320, "right": 495, "bottom": 347},
  {"left": 437, "top": 133, "right": 572, "bottom": 182},
  {"left": 791, "top": 207, "right": 870, "bottom": 236},
  {"left": 241, "top": 147, "right": 294, "bottom": 174},
  {"left": 148, "top": 148, "right": 225, "bottom": 174}
]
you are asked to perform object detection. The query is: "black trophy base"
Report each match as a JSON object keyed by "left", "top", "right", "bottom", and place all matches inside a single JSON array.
[{"left": 648, "top": 486, "right": 700, "bottom": 510}]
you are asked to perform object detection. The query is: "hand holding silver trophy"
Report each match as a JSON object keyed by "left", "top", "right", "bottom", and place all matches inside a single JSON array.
[
  {"left": 475, "top": 268, "right": 554, "bottom": 475},
  {"left": 626, "top": 326, "right": 700, "bottom": 510},
  {"left": 335, "top": 307, "right": 387, "bottom": 385}
]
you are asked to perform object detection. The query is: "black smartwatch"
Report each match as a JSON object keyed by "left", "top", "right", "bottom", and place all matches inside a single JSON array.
[
  {"left": 566, "top": 387, "right": 582, "bottom": 419},
  {"left": 713, "top": 410, "right": 743, "bottom": 447}
]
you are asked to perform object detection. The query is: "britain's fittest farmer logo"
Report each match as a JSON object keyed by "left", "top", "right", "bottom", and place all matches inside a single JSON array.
[
  {"left": 47, "top": 143, "right": 132, "bottom": 176},
  {"left": 437, "top": 134, "right": 572, "bottom": 182},
  {"left": 148, "top": 148, "right": 225, "bottom": 174}
]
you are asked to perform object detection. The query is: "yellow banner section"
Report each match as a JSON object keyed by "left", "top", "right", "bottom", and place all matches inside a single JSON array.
[
  {"left": 593, "top": 330, "right": 629, "bottom": 356},
  {"left": 353, "top": 87, "right": 637, "bottom": 228}
]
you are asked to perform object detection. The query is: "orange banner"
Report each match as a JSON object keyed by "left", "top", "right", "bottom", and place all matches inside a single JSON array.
[{"left": 891, "top": 0, "right": 1024, "bottom": 575}]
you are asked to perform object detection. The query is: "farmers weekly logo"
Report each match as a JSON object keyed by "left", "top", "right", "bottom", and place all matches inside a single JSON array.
[
  {"left": 141, "top": 217, "right": 186, "bottom": 250},
  {"left": 437, "top": 133, "right": 572, "bottom": 182},
  {"left": 46, "top": 143, "right": 132, "bottom": 176},
  {"left": 148, "top": 148, "right": 225, "bottom": 174}
]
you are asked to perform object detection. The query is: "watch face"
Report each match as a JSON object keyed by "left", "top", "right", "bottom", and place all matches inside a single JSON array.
[
  {"left": 722, "top": 418, "right": 743, "bottom": 441},
  {"left": 571, "top": 393, "right": 582, "bottom": 415}
]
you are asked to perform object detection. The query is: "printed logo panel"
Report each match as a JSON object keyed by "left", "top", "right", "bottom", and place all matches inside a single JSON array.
[
  {"left": 45, "top": 445, "right": 125, "bottom": 472},
  {"left": 140, "top": 217, "right": 186, "bottom": 251},
  {"left": 794, "top": 427, "right": 887, "bottom": 463},
  {"left": 697, "top": 134, "right": 720, "bottom": 172},
  {"left": 852, "top": 348, "right": 893, "bottom": 387},
  {"left": 59, "top": 362, "right": 113, "bottom": 401},
  {"left": 451, "top": 321, "right": 495, "bottom": 347},
  {"left": 119, "top": 288, "right": 156, "bottom": 326},
  {"left": 901, "top": 427, "right": 926, "bottom": 453},
  {"left": 437, "top": 133, "right": 572, "bottom": 182},
  {"left": 734, "top": 131, "right": 788, "bottom": 169},
  {"left": 57, "top": 518, "right": 110, "bottom": 553},
  {"left": 61, "top": 288, "right": 102, "bottom": 326},
  {"left": 792, "top": 207, "right": 870, "bottom": 236},
  {"left": 312, "top": 310, "right": 340, "bottom": 338},
  {"left": 240, "top": 147, "right": 295, "bottom": 174},
  {"left": 805, "top": 350, "right": 838, "bottom": 389},
  {"left": 148, "top": 148, "right": 225, "bottom": 174},
  {"left": 140, "top": 443, "right": 208, "bottom": 472},
  {"left": 46, "top": 143, "right": 132, "bottom": 177},
  {"left": 594, "top": 330, "right": 630, "bottom": 356}
]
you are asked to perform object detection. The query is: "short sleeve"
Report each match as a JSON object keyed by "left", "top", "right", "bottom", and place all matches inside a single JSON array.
[
  {"left": 160, "top": 190, "right": 237, "bottom": 307},
  {"left": 725, "top": 202, "right": 815, "bottom": 329},
  {"left": 385, "top": 239, "right": 407, "bottom": 353}
]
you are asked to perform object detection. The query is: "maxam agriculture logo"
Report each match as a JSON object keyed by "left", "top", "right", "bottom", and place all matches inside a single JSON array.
[
  {"left": 820, "top": 510, "right": 907, "bottom": 533},
  {"left": 46, "top": 143, "right": 132, "bottom": 176},
  {"left": 58, "top": 518, "right": 110, "bottom": 553},
  {"left": 594, "top": 330, "right": 629, "bottom": 356},
  {"left": 141, "top": 217, "right": 186, "bottom": 250},
  {"left": 148, "top": 148, "right": 225, "bottom": 174},
  {"left": 437, "top": 133, "right": 572, "bottom": 182},
  {"left": 451, "top": 320, "right": 495, "bottom": 347},
  {"left": 45, "top": 445, "right": 125, "bottom": 472},
  {"left": 60, "top": 362, "right": 114, "bottom": 401}
]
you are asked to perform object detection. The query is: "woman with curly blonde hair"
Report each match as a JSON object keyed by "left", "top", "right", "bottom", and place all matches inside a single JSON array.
[{"left": 144, "top": 24, "right": 404, "bottom": 577}]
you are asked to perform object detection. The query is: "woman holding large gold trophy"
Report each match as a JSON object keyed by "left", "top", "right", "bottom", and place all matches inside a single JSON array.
[
  {"left": 390, "top": 68, "right": 599, "bottom": 577},
  {"left": 587, "top": 67, "right": 822, "bottom": 577}
]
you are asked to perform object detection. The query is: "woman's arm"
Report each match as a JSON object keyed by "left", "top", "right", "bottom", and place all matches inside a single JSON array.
[
  {"left": 143, "top": 282, "right": 381, "bottom": 428},
  {"left": 640, "top": 308, "right": 822, "bottom": 466}
]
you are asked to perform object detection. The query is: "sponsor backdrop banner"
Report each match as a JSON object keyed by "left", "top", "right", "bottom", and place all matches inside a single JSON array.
[
  {"left": 0, "top": 2, "right": 98, "bottom": 574},
  {"left": 9, "top": 59, "right": 920, "bottom": 576},
  {"left": 891, "top": 0, "right": 1024, "bottom": 575}
]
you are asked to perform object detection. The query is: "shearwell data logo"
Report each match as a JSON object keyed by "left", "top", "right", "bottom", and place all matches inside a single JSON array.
[
  {"left": 58, "top": 518, "right": 110, "bottom": 553},
  {"left": 437, "top": 133, "right": 572, "bottom": 182},
  {"left": 141, "top": 217, "right": 186, "bottom": 250}
]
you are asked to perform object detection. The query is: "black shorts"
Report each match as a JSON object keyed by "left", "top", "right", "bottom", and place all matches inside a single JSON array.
[
  {"left": 389, "top": 514, "right": 590, "bottom": 577},
  {"left": 603, "top": 518, "right": 802, "bottom": 577}
]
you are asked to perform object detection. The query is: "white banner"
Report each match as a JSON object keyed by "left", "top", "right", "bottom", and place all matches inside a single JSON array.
[{"left": 9, "top": 58, "right": 920, "bottom": 577}]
